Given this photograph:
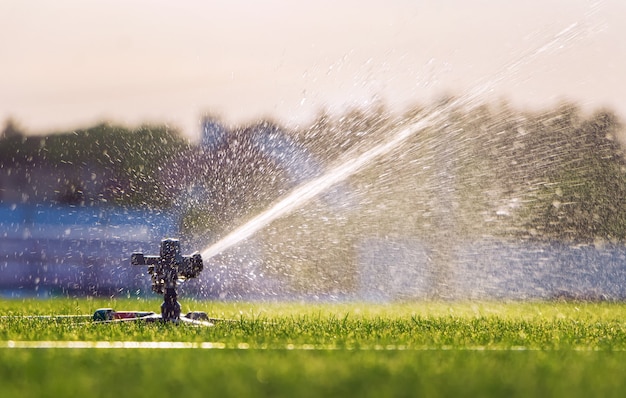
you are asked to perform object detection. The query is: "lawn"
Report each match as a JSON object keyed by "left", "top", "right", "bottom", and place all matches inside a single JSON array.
[{"left": 2, "top": 298, "right": 626, "bottom": 397}]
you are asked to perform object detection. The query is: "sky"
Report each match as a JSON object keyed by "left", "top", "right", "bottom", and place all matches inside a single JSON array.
[{"left": 1, "top": 0, "right": 624, "bottom": 140}]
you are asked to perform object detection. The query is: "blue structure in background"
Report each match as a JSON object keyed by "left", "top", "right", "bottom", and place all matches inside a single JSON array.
[
  {"left": 358, "top": 238, "right": 626, "bottom": 301},
  {"left": 0, "top": 204, "right": 180, "bottom": 297}
]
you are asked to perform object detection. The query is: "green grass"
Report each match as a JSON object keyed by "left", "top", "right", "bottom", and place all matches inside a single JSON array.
[{"left": 2, "top": 298, "right": 626, "bottom": 397}]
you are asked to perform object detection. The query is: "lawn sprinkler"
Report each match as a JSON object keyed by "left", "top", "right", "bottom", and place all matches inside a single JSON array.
[
  {"left": 92, "top": 238, "right": 214, "bottom": 326},
  {"left": 2, "top": 238, "right": 226, "bottom": 327},
  {"left": 131, "top": 238, "right": 203, "bottom": 322}
]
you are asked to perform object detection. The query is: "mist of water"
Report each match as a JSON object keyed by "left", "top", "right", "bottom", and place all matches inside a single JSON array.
[
  {"left": 200, "top": 17, "right": 594, "bottom": 262},
  {"left": 201, "top": 111, "right": 440, "bottom": 260}
]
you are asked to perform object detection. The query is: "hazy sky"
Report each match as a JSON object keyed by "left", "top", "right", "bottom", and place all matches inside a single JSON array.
[{"left": 1, "top": 0, "right": 624, "bottom": 139}]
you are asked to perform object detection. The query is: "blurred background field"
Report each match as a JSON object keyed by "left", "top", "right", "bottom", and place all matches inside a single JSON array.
[{"left": 2, "top": 104, "right": 626, "bottom": 302}]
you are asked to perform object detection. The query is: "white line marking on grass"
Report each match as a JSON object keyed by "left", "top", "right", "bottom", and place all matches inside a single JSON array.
[{"left": 0, "top": 341, "right": 617, "bottom": 351}]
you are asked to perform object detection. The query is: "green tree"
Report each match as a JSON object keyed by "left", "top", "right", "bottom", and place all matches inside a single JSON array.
[
  {"left": 518, "top": 109, "right": 626, "bottom": 242},
  {"left": 0, "top": 122, "right": 190, "bottom": 208}
]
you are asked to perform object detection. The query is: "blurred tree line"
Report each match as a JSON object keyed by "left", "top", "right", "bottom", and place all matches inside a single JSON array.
[
  {"left": 0, "top": 122, "right": 189, "bottom": 207},
  {"left": 293, "top": 102, "right": 626, "bottom": 243},
  {"left": 1, "top": 102, "right": 625, "bottom": 251}
]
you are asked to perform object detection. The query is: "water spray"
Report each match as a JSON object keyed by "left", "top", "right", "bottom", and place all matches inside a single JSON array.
[
  {"left": 200, "top": 15, "right": 596, "bottom": 262},
  {"left": 201, "top": 109, "right": 444, "bottom": 260}
]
